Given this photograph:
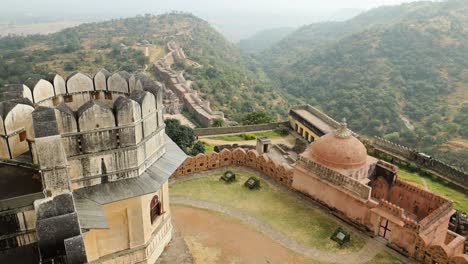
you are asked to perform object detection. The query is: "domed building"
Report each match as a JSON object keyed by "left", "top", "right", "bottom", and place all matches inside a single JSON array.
[
  {"left": 292, "top": 117, "right": 467, "bottom": 264},
  {"left": 305, "top": 119, "right": 376, "bottom": 183}
]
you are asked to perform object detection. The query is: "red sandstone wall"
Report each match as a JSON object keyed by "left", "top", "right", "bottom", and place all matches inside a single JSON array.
[
  {"left": 173, "top": 148, "right": 293, "bottom": 186},
  {"left": 292, "top": 165, "right": 370, "bottom": 226},
  {"left": 388, "top": 179, "right": 447, "bottom": 221}
]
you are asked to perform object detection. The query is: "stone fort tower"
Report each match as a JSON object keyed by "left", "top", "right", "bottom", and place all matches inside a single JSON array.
[{"left": 0, "top": 69, "right": 186, "bottom": 263}]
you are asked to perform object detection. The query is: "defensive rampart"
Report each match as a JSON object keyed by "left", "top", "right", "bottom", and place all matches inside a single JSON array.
[
  {"left": 173, "top": 148, "right": 293, "bottom": 186},
  {"left": 152, "top": 41, "right": 225, "bottom": 127},
  {"left": 369, "top": 137, "right": 467, "bottom": 190},
  {"left": 194, "top": 122, "right": 289, "bottom": 136}
]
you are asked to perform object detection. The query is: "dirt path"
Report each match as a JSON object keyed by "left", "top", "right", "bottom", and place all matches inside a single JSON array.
[
  {"left": 170, "top": 167, "right": 416, "bottom": 264},
  {"left": 420, "top": 177, "right": 429, "bottom": 191},
  {"left": 200, "top": 135, "right": 296, "bottom": 147},
  {"left": 156, "top": 229, "right": 194, "bottom": 264},
  {"left": 172, "top": 197, "right": 382, "bottom": 264},
  {"left": 172, "top": 205, "right": 313, "bottom": 264}
]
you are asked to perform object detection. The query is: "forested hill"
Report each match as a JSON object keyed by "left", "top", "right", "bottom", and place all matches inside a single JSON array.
[
  {"left": 0, "top": 13, "right": 289, "bottom": 119},
  {"left": 260, "top": 0, "right": 468, "bottom": 170},
  {"left": 237, "top": 27, "right": 296, "bottom": 54}
]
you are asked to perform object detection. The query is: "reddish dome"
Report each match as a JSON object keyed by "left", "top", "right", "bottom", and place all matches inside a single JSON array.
[{"left": 308, "top": 120, "right": 367, "bottom": 170}]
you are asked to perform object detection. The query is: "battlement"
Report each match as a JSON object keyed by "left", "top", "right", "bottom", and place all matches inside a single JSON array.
[
  {"left": 0, "top": 70, "right": 168, "bottom": 191},
  {"left": 153, "top": 41, "right": 225, "bottom": 127},
  {"left": 174, "top": 148, "right": 294, "bottom": 186},
  {"left": 371, "top": 136, "right": 467, "bottom": 189},
  {"left": 394, "top": 179, "right": 448, "bottom": 205},
  {"left": 297, "top": 155, "right": 372, "bottom": 200}
]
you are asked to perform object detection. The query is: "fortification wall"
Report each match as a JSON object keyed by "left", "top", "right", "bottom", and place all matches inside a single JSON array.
[
  {"left": 370, "top": 137, "right": 467, "bottom": 190},
  {"left": 296, "top": 156, "right": 372, "bottom": 200},
  {"left": 173, "top": 148, "right": 293, "bottom": 186},
  {"left": 152, "top": 41, "right": 225, "bottom": 127},
  {"left": 2, "top": 69, "right": 167, "bottom": 190},
  {"left": 67, "top": 129, "right": 166, "bottom": 189},
  {"left": 194, "top": 122, "right": 289, "bottom": 136}
]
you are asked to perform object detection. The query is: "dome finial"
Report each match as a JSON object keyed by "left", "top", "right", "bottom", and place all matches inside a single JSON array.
[{"left": 335, "top": 117, "right": 352, "bottom": 138}]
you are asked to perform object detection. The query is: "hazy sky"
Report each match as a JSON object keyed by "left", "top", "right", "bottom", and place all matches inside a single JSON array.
[
  {"left": 4, "top": 0, "right": 421, "bottom": 15},
  {"left": 2, "top": 0, "right": 427, "bottom": 41}
]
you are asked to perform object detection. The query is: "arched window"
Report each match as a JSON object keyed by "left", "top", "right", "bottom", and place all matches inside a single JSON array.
[{"left": 150, "top": 195, "right": 162, "bottom": 224}]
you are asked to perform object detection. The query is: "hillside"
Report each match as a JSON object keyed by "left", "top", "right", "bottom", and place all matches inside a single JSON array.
[
  {"left": 237, "top": 27, "right": 296, "bottom": 53},
  {"left": 0, "top": 13, "right": 288, "bottom": 120},
  {"left": 261, "top": 0, "right": 468, "bottom": 170}
]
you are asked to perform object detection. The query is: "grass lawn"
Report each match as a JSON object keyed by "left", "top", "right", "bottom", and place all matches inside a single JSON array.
[
  {"left": 363, "top": 252, "right": 404, "bottom": 264},
  {"left": 208, "top": 130, "right": 284, "bottom": 141},
  {"left": 170, "top": 168, "right": 367, "bottom": 253},
  {"left": 398, "top": 168, "right": 468, "bottom": 212}
]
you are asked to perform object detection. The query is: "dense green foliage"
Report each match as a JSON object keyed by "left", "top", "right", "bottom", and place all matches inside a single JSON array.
[
  {"left": 173, "top": 15, "right": 291, "bottom": 120},
  {"left": 165, "top": 118, "right": 206, "bottom": 156},
  {"left": 260, "top": 0, "right": 468, "bottom": 170},
  {"left": 237, "top": 27, "right": 296, "bottom": 54},
  {"left": 241, "top": 111, "right": 275, "bottom": 125},
  {"left": 212, "top": 118, "right": 225, "bottom": 127},
  {"left": 0, "top": 13, "right": 290, "bottom": 122}
]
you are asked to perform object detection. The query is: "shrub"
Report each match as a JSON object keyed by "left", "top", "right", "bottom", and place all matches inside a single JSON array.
[
  {"left": 274, "top": 125, "right": 290, "bottom": 136},
  {"left": 243, "top": 133, "right": 256, "bottom": 140}
]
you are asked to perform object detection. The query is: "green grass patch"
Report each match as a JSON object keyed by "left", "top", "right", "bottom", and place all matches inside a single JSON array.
[
  {"left": 199, "top": 141, "right": 215, "bottom": 154},
  {"left": 398, "top": 168, "right": 468, "bottom": 212},
  {"left": 208, "top": 130, "right": 284, "bottom": 141},
  {"left": 170, "top": 169, "right": 367, "bottom": 253},
  {"left": 363, "top": 252, "right": 405, "bottom": 264}
]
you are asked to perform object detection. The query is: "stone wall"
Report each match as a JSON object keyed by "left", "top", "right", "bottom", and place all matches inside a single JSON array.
[
  {"left": 290, "top": 105, "right": 341, "bottom": 129},
  {"left": 194, "top": 122, "right": 289, "bottom": 136},
  {"left": 2, "top": 69, "right": 167, "bottom": 190},
  {"left": 370, "top": 137, "right": 467, "bottom": 190},
  {"left": 152, "top": 41, "right": 225, "bottom": 127},
  {"left": 296, "top": 156, "right": 372, "bottom": 200},
  {"left": 173, "top": 148, "right": 293, "bottom": 186}
]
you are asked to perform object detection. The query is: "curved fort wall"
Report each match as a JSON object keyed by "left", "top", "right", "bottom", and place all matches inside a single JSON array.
[
  {"left": 174, "top": 148, "right": 294, "bottom": 186},
  {"left": 0, "top": 69, "right": 166, "bottom": 190}
]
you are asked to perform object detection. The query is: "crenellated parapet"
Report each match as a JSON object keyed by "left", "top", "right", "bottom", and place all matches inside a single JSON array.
[
  {"left": 7, "top": 69, "right": 163, "bottom": 112},
  {"left": 1, "top": 70, "right": 168, "bottom": 191},
  {"left": 378, "top": 199, "right": 419, "bottom": 229},
  {"left": 371, "top": 136, "right": 467, "bottom": 190},
  {"left": 174, "top": 148, "right": 294, "bottom": 186},
  {"left": 297, "top": 155, "right": 372, "bottom": 200}
]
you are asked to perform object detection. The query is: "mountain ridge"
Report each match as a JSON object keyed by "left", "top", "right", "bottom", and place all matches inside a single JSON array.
[{"left": 260, "top": 0, "right": 468, "bottom": 170}]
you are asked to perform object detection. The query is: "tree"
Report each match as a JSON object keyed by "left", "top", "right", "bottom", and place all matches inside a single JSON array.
[
  {"left": 165, "top": 119, "right": 195, "bottom": 153},
  {"left": 190, "top": 141, "right": 206, "bottom": 156},
  {"left": 242, "top": 111, "right": 275, "bottom": 125},
  {"left": 384, "top": 132, "right": 400, "bottom": 142},
  {"left": 212, "top": 118, "right": 225, "bottom": 127}
]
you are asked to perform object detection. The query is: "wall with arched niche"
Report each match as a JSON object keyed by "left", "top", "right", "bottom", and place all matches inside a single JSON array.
[{"left": 0, "top": 101, "right": 35, "bottom": 158}]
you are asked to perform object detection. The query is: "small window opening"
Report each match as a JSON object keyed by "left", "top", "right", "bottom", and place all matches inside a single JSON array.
[{"left": 19, "top": 131, "right": 27, "bottom": 142}]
